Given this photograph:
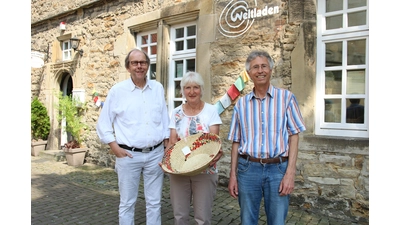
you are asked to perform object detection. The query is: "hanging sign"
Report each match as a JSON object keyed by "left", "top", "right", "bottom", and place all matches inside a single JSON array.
[{"left": 31, "top": 51, "right": 45, "bottom": 68}]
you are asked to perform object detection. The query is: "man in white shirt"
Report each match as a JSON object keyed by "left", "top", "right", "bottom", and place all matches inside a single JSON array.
[{"left": 96, "top": 48, "right": 170, "bottom": 225}]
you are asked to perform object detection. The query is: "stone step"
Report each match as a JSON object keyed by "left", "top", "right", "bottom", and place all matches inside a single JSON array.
[{"left": 39, "top": 149, "right": 66, "bottom": 162}]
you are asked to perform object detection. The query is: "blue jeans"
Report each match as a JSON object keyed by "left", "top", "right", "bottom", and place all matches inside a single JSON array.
[{"left": 237, "top": 156, "right": 289, "bottom": 225}]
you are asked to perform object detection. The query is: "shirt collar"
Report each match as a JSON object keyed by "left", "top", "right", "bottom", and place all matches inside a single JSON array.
[
  {"left": 250, "top": 84, "right": 275, "bottom": 99},
  {"left": 129, "top": 78, "right": 151, "bottom": 91}
]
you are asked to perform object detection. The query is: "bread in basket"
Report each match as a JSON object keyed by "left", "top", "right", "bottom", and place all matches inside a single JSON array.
[{"left": 161, "top": 132, "right": 221, "bottom": 176}]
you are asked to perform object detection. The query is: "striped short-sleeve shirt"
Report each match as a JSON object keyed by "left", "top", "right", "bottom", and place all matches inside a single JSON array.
[{"left": 227, "top": 85, "right": 306, "bottom": 158}]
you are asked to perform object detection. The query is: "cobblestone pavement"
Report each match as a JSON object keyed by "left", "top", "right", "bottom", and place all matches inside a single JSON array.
[{"left": 31, "top": 152, "right": 360, "bottom": 225}]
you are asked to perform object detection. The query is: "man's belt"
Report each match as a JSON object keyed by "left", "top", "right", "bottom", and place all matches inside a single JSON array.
[
  {"left": 119, "top": 141, "right": 162, "bottom": 153},
  {"left": 239, "top": 154, "right": 288, "bottom": 164}
]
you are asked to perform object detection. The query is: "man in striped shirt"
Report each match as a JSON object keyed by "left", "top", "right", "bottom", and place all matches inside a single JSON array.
[{"left": 227, "top": 50, "right": 306, "bottom": 225}]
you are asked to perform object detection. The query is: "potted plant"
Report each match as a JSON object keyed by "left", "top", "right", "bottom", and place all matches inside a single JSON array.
[
  {"left": 56, "top": 92, "right": 89, "bottom": 166},
  {"left": 31, "top": 97, "right": 51, "bottom": 156}
]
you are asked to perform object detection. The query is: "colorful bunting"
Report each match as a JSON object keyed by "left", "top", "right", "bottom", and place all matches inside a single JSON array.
[
  {"left": 227, "top": 84, "right": 240, "bottom": 100},
  {"left": 213, "top": 69, "right": 249, "bottom": 114},
  {"left": 92, "top": 89, "right": 103, "bottom": 108},
  {"left": 240, "top": 69, "right": 250, "bottom": 83},
  {"left": 220, "top": 93, "right": 232, "bottom": 109},
  {"left": 234, "top": 76, "right": 245, "bottom": 91},
  {"left": 214, "top": 101, "right": 225, "bottom": 114},
  {"left": 95, "top": 99, "right": 102, "bottom": 107}
]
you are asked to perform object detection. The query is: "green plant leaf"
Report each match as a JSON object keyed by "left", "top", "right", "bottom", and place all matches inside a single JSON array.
[
  {"left": 55, "top": 91, "right": 88, "bottom": 146},
  {"left": 31, "top": 97, "right": 50, "bottom": 140}
]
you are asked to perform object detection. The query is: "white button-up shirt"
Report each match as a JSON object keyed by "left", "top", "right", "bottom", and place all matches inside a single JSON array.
[{"left": 96, "top": 78, "right": 170, "bottom": 148}]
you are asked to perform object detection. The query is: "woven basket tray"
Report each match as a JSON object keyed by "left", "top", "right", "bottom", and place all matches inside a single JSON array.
[{"left": 161, "top": 132, "right": 221, "bottom": 176}]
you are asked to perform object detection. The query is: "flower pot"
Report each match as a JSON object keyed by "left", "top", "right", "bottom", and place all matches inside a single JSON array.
[
  {"left": 31, "top": 140, "right": 47, "bottom": 156},
  {"left": 64, "top": 148, "right": 87, "bottom": 166}
]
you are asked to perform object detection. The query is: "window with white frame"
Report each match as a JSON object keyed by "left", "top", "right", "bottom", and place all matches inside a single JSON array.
[
  {"left": 62, "top": 40, "right": 72, "bottom": 61},
  {"left": 315, "top": 0, "right": 368, "bottom": 138},
  {"left": 135, "top": 21, "right": 197, "bottom": 115},
  {"left": 137, "top": 31, "right": 158, "bottom": 80},
  {"left": 169, "top": 23, "right": 197, "bottom": 110}
]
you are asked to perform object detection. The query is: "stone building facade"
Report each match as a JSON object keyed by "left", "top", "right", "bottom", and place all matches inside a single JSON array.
[{"left": 31, "top": 0, "right": 369, "bottom": 222}]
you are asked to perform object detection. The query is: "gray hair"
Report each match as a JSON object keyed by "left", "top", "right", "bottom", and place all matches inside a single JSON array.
[
  {"left": 245, "top": 50, "right": 274, "bottom": 72},
  {"left": 180, "top": 71, "right": 205, "bottom": 98},
  {"left": 124, "top": 48, "right": 150, "bottom": 69}
]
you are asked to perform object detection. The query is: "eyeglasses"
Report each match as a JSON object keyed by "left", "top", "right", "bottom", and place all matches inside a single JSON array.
[
  {"left": 251, "top": 64, "right": 270, "bottom": 71},
  {"left": 130, "top": 61, "right": 149, "bottom": 66}
]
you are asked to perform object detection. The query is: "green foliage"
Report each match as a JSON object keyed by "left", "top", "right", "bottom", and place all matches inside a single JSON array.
[
  {"left": 31, "top": 97, "right": 50, "bottom": 140},
  {"left": 56, "top": 92, "right": 88, "bottom": 146}
]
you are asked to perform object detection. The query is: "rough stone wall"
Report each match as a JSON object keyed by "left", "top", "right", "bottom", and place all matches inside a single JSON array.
[
  {"left": 31, "top": 0, "right": 368, "bottom": 222},
  {"left": 31, "top": 0, "right": 189, "bottom": 167},
  {"left": 294, "top": 137, "right": 369, "bottom": 222}
]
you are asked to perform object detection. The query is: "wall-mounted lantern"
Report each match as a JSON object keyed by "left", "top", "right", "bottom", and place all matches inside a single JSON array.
[{"left": 70, "top": 37, "right": 83, "bottom": 56}]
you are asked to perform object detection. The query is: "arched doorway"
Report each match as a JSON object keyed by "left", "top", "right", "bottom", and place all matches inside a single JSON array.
[{"left": 60, "top": 72, "right": 73, "bottom": 147}]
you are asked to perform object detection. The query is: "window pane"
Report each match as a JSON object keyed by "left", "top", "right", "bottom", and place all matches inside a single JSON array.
[
  {"left": 175, "top": 60, "right": 183, "bottom": 78},
  {"left": 176, "top": 40, "right": 184, "bottom": 51},
  {"left": 346, "top": 98, "right": 365, "bottom": 123},
  {"left": 174, "top": 101, "right": 182, "bottom": 108},
  {"left": 63, "top": 42, "right": 69, "bottom": 49},
  {"left": 326, "top": 15, "right": 342, "bottom": 29},
  {"left": 141, "top": 35, "right": 148, "bottom": 44},
  {"left": 346, "top": 70, "right": 365, "bottom": 94},
  {"left": 347, "top": 39, "right": 365, "bottom": 65},
  {"left": 150, "top": 45, "right": 157, "bottom": 55},
  {"left": 150, "top": 33, "right": 157, "bottom": 43},
  {"left": 325, "top": 71, "right": 342, "bottom": 94},
  {"left": 348, "top": 10, "right": 366, "bottom": 27},
  {"left": 187, "top": 38, "right": 196, "bottom": 49},
  {"left": 63, "top": 51, "right": 69, "bottom": 60},
  {"left": 348, "top": 0, "right": 366, "bottom": 9},
  {"left": 150, "top": 63, "right": 156, "bottom": 80},
  {"left": 141, "top": 46, "right": 148, "bottom": 53},
  {"left": 317, "top": 0, "right": 369, "bottom": 136},
  {"left": 176, "top": 28, "right": 184, "bottom": 38},
  {"left": 170, "top": 23, "right": 197, "bottom": 116},
  {"left": 174, "top": 80, "right": 182, "bottom": 98},
  {"left": 325, "top": 99, "right": 341, "bottom": 123},
  {"left": 326, "top": 42, "right": 342, "bottom": 66},
  {"left": 187, "top": 59, "right": 195, "bottom": 72},
  {"left": 187, "top": 25, "right": 196, "bottom": 36},
  {"left": 326, "top": 0, "right": 343, "bottom": 12}
]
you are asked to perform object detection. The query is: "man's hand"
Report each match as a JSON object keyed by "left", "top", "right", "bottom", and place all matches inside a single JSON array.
[
  {"left": 279, "top": 173, "right": 295, "bottom": 196},
  {"left": 113, "top": 147, "right": 133, "bottom": 158},
  {"left": 228, "top": 172, "right": 239, "bottom": 199},
  {"left": 109, "top": 142, "right": 132, "bottom": 158}
]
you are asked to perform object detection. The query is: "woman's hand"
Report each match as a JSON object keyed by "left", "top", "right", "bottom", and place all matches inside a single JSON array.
[
  {"left": 209, "top": 148, "right": 223, "bottom": 166},
  {"left": 158, "top": 162, "right": 170, "bottom": 174}
]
